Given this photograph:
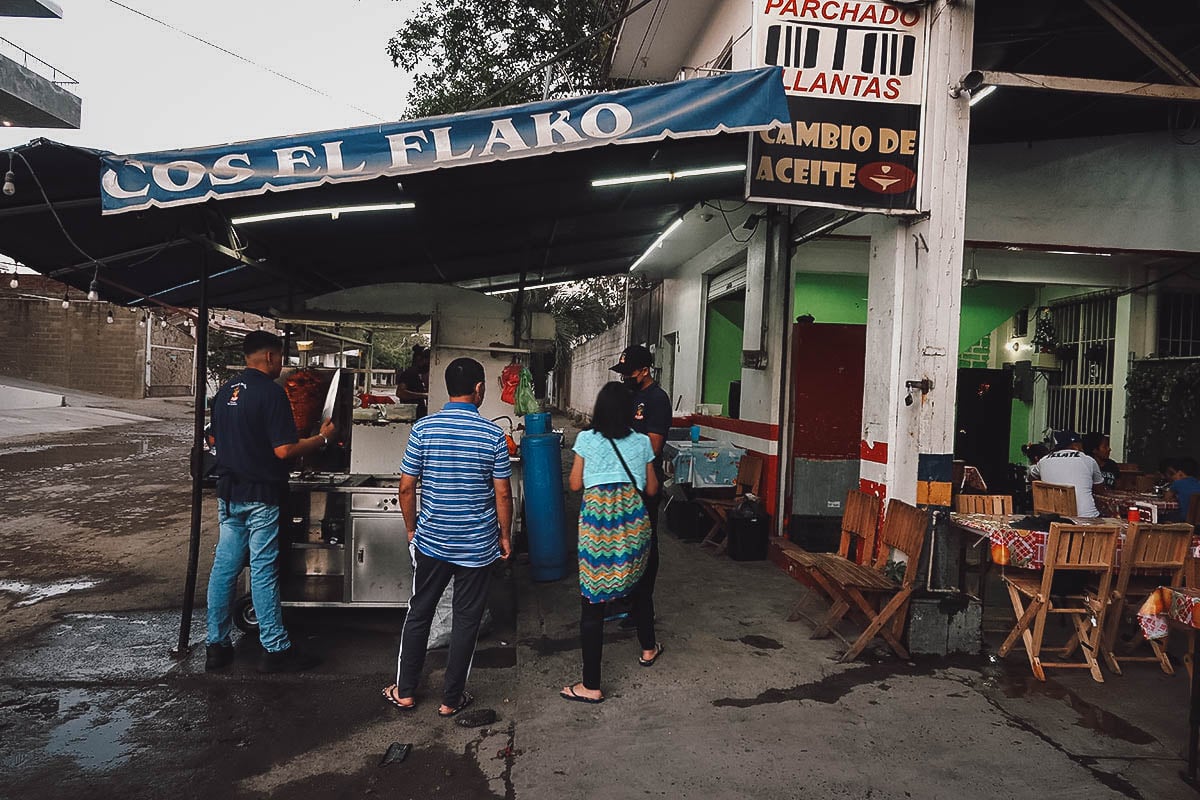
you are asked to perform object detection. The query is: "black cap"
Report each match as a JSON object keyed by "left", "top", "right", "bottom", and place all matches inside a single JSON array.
[{"left": 610, "top": 344, "right": 653, "bottom": 375}]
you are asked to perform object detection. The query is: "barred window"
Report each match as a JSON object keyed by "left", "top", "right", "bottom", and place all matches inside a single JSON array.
[
  {"left": 1046, "top": 296, "right": 1116, "bottom": 435},
  {"left": 1158, "top": 292, "right": 1200, "bottom": 357}
]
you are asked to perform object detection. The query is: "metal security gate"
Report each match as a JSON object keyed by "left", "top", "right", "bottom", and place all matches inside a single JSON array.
[{"left": 1047, "top": 296, "right": 1117, "bottom": 435}]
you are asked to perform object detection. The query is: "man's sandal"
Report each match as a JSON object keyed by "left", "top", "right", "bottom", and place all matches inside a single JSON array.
[
  {"left": 382, "top": 685, "right": 417, "bottom": 711},
  {"left": 437, "top": 690, "right": 474, "bottom": 718}
]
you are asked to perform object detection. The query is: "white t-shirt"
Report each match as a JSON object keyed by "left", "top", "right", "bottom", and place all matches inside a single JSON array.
[{"left": 1029, "top": 450, "right": 1104, "bottom": 517}]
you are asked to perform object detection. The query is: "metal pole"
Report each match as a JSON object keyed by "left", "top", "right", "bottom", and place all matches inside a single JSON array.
[{"left": 174, "top": 250, "right": 210, "bottom": 657}]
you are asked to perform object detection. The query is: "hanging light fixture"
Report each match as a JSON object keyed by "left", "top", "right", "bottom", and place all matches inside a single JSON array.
[
  {"left": 7, "top": 269, "right": 16, "bottom": 290},
  {"left": 61, "top": 292, "right": 70, "bottom": 310},
  {"left": 105, "top": 306, "right": 114, "bottom": 324},
  {"left": 160, "top": 317, "right": 168, "bottom": 329},
  {"left": 138, "top": 312, "right": 147, "bottom": 328},
  {"left": 87, "top": 266, "right": 100, "bottom": 302},
  {"left": 2, "top": 152, "right": 15, "bottom": 197}
]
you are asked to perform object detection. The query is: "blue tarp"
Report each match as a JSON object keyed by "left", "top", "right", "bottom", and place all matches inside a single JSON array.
[{"left": 100, "top": 67, "right": 789, "bottom": 215}]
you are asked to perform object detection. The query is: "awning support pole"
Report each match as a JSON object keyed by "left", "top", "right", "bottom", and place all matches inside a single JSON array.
[{"left": 173, "top": 249, "right": 210, "bottom": 658}]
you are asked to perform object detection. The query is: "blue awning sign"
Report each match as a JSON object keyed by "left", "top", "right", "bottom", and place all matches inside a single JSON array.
[{"left": 100, "top": 67, "right": 789, "bottom": 215}]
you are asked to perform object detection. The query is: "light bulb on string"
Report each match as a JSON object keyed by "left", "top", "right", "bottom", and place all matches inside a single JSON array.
[
  {"left": 160, "top": 317, "right": 168, "bottom": 329},
  {"left": 61, "top": 292, "right": 70, "bottom": 310},
  {"left": 138, "top": 312, "right": 146, "bottom": 328},
  {"left": 3, "top": 152, "right": 15, "bottom": 197},
  {"left": 87, "top": 267, "right": 100, "bottom": 302},
  {"left": 8, "top": 270, "right": 16, "bottom": 290},
  {"left": 106, "top": 307, "right": 114, "bottom": 324}
]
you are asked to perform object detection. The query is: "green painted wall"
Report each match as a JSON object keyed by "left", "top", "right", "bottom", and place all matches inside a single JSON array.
[
  {"left": 793, "top": 274, "right": 869, "bottom": 324},
  {"left": 959, "top": 284, "right": 1036, "bottom": 352},
  {"left": 792, "top": 275, "right": 1035, "bottom": 354},
  {"left": 702, "top": 295, "right": 744, "bottom": 415}
]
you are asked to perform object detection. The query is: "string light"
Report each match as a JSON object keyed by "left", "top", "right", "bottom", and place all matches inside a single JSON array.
[
  {"left": 87, "top": 266, "right": 100, "bottom": 302},
  {"left": 61, "top": 292, "right": 70, "bottom": 310},
  {"left": 7, "top": 270, "right": 16, "bottom": 290},
  {"left": 160, "top": 317, "right": 168, "bottom": 328},
  {"left": 138, "top": 312, "right": 147, "bottom": 328},
  {"left": 106, "top": 306, "right": 114, "bottom": 324},
  {"left": 2, "top": 152, "right": 14, "bottom": 197}
]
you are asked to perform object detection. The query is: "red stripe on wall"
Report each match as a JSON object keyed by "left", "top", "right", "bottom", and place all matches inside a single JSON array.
[
  {"left": 858, "top": 477, "right": 887, "bottom": 501},
  {"left": 693, "top": 415, "right": 779, "bottom": 441},
  {"left": 860, "top": 440, "right": 889, "bottom": 464}
]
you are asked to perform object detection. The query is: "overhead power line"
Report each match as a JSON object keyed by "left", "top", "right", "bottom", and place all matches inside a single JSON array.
[{"left": 103, "top": 0, "right": 387, "bottom": 121}]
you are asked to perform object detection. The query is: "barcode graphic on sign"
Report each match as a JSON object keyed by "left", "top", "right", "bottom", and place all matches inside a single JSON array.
[
  {"left": 764, "top": 23, "right": 916, "bottom": 77},
  {"left": 861, "top": 31, "right": 916, "bottom": 76}
]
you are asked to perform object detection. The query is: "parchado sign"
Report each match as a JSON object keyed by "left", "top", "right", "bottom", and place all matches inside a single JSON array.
[{"left": 746, "top": 0, "right": 929, "bottom": 213}]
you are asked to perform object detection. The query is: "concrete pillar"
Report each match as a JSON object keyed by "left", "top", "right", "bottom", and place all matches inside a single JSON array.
[
  {"left": 1110, "top": 292, "right": 1133, "bottom": 460},
  {"left": 860, "top": 1, "right": 975, "bottom": 507}
]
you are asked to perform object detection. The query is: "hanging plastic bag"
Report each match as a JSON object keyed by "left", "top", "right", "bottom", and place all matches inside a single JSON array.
[
  {"left": 514, "top": 366, "right": 539, "bottom": 416},
  {"left": 500, "top": 362, "right": 522, "bottom": 405}
]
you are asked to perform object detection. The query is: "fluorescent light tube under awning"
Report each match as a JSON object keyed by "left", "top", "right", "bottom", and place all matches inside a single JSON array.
[
  {"left": 232, "top": 203, "right": 415, "bottom": 225},
  {"left": 592, "top": 164, "right": 745, "bottom": 188}
]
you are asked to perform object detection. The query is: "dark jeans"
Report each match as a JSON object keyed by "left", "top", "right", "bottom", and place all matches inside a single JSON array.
[
  {"left": 395, "top": 548, "right": 492, "bottom": 707},
  {"left": 580, "top": 534, "right": 659, "bottom": 690}
]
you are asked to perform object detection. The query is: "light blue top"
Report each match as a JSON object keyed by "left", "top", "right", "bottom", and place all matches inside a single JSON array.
[
  {"left": 401, "top": 402, "right": 512, "bottom": 568},
  {"left": 573, "top": 429, "right": 654, "bottom": 491}
]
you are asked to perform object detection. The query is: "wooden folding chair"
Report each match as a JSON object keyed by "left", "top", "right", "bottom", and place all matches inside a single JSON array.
[
  {"left": 997, "top": 523, "right": 1119, "bottom": 682},
  {"left": 698, "top": 454, "right": 763, "bottom": 554},
  {"left": 808, "top": 499, "right": 930, "bottom": 662},
  {"left": 954, "top": 495, "right": 1013, "bottom": 515},
  {"left": 1031, "top": 481, "right": 1077, "bottom": 516},
  {"left": 1101, "top": 522, "right": 1193, "bottom": 676},
  {"left": 780, "top": 490, "right": 881, "bottom": 626}
]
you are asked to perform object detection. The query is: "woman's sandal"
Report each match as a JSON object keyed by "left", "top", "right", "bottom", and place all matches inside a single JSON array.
[
  {"left": 437, "top": 690, "right": 474, "bottom": 718},
  {"left": 638, "top": 642, "right": 665, "bottom": 667},
  {"left": 382, "top": 684, "right": 417, "bottom": 711},
  {"left": 560, "top": 683, "right": 605, "bottom": 704}
]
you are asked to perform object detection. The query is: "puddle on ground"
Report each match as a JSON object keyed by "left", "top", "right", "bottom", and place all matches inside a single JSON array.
[
  {"left": 471, "top": 647, "right": 517, "bottom": 669},
  {"left": 44, "top": 689, "right": 142, "bottom": 770},
  {"left": 0, "top": 578, "right": 99, "bottom": 607},
  {"left": 997, "top": 675, "right": 1157, "bottom": 745},
  {"left": 735, "top": 635, "right": 784, "bottom": 650}
]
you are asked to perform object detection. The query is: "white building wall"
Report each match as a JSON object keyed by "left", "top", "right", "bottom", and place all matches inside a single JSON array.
[
  {"left": 679, "top": 0, "right": 753, "bottom": 73},
  {"left": 564, "top": 322, "right": 627, "bottom": 418}
]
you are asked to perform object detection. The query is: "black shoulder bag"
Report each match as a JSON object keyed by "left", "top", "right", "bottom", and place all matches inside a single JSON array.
[{"left": 607, "top": 436, "right": 650, "bottom": 510}]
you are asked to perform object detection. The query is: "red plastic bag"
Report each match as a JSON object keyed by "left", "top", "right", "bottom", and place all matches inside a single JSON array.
[{"left": 500, "top": 363, "right": 522, "bottom": 405}]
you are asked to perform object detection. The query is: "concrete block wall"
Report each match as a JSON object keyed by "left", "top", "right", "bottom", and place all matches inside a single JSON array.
[
  {"left": 0, "top": 292, "right": 147, "bottom": 399},
  {"left": 564, "top": 322, "right": 627, "bottom": 419}
]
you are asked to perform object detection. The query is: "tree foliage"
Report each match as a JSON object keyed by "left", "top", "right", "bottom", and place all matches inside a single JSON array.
[{"left": 388, "top": 0, "right": 623, "bottom": 118}]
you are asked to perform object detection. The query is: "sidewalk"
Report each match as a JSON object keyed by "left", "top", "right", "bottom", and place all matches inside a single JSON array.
[{"left": 0, "top": 376, "right": 193, "bottom": 443}]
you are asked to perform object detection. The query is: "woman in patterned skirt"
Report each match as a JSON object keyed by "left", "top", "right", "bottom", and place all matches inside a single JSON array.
[{"left": 560, "top": 381, "right": 662, "bottom": 704}]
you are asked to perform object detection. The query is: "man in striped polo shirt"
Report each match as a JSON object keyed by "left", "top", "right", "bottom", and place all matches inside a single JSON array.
[{"left": 382, "top": 357, "right": 513, "bottom": 717}]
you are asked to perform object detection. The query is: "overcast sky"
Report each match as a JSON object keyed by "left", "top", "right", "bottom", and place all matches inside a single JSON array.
[{"left": 0, "top": 0, "right": 420, "bottom": 154}]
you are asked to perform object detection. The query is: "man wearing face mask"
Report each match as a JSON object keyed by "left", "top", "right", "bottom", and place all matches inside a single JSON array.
[{"left": 610, "top": 345, "right": 671, "bottom": 627}]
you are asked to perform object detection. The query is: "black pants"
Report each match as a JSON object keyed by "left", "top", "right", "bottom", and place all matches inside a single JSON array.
[
  {"left": 395, "top": 548, "right": 491, "bottom": 707},
  {"left": 580, "top": 535, "right": 659, "bottom": 690}
]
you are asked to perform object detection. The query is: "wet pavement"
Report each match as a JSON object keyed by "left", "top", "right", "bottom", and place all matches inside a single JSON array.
[{"left": 1, "top": 403, "right": 1198, "bottom": 799}]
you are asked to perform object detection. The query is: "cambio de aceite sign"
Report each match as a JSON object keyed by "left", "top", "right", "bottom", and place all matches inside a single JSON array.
[{"left": 746, "top": 0, "right": 929, "bottom": 213}]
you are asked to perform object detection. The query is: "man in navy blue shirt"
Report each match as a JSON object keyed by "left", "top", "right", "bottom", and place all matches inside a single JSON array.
[
  {"left": 382, "top": 357, "right": 513, "bottom": 718},
  {"left": 205, "top": 331, "right": 334, "bottom": 673},
  {"left": 610, "top": 344, "right": 672, "bottom": 629}
]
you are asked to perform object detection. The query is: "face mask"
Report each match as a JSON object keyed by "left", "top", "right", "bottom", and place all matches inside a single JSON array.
[{"left": 623, "top": 374, "right": 640, "bottom": 390}]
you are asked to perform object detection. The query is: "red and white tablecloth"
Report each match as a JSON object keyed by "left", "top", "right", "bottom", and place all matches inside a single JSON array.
[
  {"left": 1138, "top": 586, "right": 1200, "bottom": 641},
  {"left": 1093, "top": 488, "right": 1178, "bottom": 521}
]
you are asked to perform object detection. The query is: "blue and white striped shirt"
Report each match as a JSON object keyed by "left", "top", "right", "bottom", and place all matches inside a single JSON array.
[{"left": 401, "top": 402, "right": 511, "bottom": 567}]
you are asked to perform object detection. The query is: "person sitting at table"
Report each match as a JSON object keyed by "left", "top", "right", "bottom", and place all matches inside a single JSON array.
[
  {"left": 1081, "top": 432, "right": 1119, "bottom": 488},
  {"left": 1165, "top": 457, "right": 1200, "bottom": 522},
  {"left": 1028, "top": 430, "right": 1104, "bottom": 517},
  {"left": 1021, "top": 442, "right": 1049, "bottom": 465}
]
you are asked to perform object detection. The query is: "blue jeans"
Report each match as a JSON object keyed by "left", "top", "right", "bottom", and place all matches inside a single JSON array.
[{"left": 206, "top": 500, "right": 290, "bottom": 653}]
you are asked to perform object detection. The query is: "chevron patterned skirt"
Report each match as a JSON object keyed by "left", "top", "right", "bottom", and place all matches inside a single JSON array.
[{"left": 578, "top": 483, "right": 652, "bottom": 604}]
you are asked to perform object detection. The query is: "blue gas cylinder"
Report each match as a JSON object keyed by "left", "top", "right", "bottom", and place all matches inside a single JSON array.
[
  {"left": 524, "top": 412, "right": 551, "bottom": 435},
  {"left": 521, "top": 432, "right": 566, "bottom": 581}
]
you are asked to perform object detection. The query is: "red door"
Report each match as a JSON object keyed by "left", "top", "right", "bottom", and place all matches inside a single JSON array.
[{"left": 792, "top": 322, "right": 866, "bottom": 458}]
